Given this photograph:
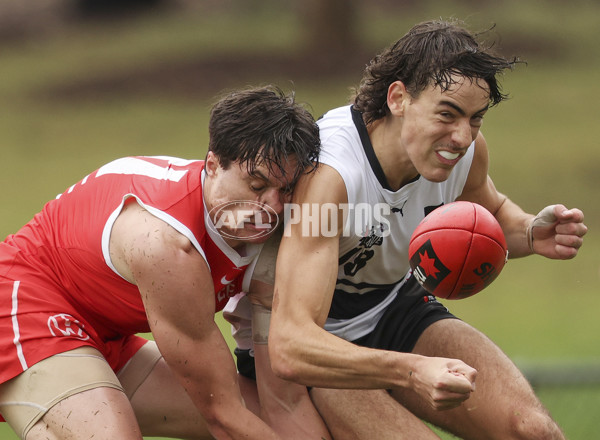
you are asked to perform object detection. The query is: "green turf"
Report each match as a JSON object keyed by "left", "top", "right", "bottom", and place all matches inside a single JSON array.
[{"left": 1, "top": 1, "right": 598, "bottom": 439}]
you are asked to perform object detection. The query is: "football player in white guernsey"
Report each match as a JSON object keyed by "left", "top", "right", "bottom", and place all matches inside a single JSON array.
[{"left": 261, "top": 20, "right": 586, "bottom": 440}]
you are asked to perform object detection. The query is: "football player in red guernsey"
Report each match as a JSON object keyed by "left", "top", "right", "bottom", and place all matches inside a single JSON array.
[{"left": 0, "top": 86, "right": 324, "bottom": 440}]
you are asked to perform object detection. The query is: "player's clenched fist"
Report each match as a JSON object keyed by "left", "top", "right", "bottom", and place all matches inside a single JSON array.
[
  {"left": 406, "top": 356, "right": 477, "bottom": 411},
  {"left": 526, "top": 204, "right": 587, "bottom": 259}
]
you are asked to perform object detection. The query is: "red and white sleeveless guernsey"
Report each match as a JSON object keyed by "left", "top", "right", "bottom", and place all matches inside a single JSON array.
[{"left": 0, "top": 156, "right": 259, "bottom": 385}]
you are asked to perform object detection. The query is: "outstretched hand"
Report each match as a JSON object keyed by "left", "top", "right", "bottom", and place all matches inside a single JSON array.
[
  {"left": 528, "top": 204, "right": 587, "bottom": 259},
  {"left": 408, "top": 357, "right": 477, "bottom": 411}
]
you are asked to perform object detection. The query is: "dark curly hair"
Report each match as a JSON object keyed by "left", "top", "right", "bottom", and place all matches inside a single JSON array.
[
  {"left": 353, "top": 19, "right": 522, "bottom": 125},
  {"left": 208, "top": 85, "right": 320, "bottom": 189}
]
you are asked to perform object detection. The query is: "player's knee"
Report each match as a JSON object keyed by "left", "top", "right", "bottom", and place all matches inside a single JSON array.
[{"left": 507, "top": 406, "right": 564, "bottom": 440}]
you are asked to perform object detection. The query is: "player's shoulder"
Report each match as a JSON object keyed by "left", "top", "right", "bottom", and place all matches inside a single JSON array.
[
  {"left": 317, "top": 105, "right": 354, "bottom": 130},
  {"left": 119, "top": 201, "right": 196, "bottom": 253},
  {"left": 93, "top": 156, "right": 204, "bottom": 189},
  {"left": 294, "top": 163, "right": 348, "bottom": 205}
]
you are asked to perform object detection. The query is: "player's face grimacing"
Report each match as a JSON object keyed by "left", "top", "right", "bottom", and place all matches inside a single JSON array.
[
  {"left": 398, "top": 75, "right": 490, "bottom": 184},
  {"left": 203, "top": 151, "right": 296, "bottom": 246}
]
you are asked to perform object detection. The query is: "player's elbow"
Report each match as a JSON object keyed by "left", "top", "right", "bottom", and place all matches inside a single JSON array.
[
  {"left": 202, "top": 404, "right": 239, "bottom": 438},
  {"left": 268, "top": 332, "right": 303, "bottom": 383}
]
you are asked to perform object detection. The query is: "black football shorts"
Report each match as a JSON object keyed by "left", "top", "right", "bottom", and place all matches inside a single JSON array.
[{"left": 235, "top": 274, "right": 458, "bottom": 380}]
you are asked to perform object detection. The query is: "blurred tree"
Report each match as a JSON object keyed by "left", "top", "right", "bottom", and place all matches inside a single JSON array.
[
  {"left": 300, "top": 0, "right": 359, "bottom": 57},
  {"left": 71, "top": 0, "right": 164, "bottom": 19}
]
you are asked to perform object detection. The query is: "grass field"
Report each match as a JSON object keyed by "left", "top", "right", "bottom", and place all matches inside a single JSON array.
[{"left": 0, "top": 1, "right": 598, "bottom": 438}]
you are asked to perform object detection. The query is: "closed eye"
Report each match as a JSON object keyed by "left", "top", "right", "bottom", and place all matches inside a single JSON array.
[{"left": 471, "top": 114, "right": 485, "bottom": 127}]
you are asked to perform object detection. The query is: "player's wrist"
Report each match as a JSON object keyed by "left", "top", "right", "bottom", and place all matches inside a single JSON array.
[
  {"left": 525, "top": 217, "right": 536, "bottom": 253},
  {"left": 402, "top": 353, "right": 428, "bottom": 388},
  {"left": 526, "top": 205, "right": 557, "bottom": 254}
]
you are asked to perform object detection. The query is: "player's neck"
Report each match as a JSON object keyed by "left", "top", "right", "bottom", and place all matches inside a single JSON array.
[{"left": 368, "top": 119, "right": 419, "bottom": 191}]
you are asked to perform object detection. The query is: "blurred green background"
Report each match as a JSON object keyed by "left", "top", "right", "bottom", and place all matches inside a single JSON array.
[{"left": 0, "top": 0, "right": 598, "bottom": 439}]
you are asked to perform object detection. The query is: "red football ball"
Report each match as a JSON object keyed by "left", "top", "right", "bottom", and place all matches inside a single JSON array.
[{"left": 408, "top": 201, "right": 508, "bottom": 300}]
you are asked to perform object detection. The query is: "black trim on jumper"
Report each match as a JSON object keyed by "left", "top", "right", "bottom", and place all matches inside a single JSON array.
[
  {"left": 350, "top": 105, "right": 420, "bottom": 191},
  {"left": 350, "top": 106, "right": 392, "bottom": 190}
]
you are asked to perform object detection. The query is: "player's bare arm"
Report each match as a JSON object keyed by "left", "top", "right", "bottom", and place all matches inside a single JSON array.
[
  {"left": 245, "top": 278, "right": 332, "bottom": 440},
  {"left": 457, "top": 132, "right": 531, "bottom": 257},
  {"left": 270, "top": 165, "right": 477, "bottom": 410},
  {"left": 110, "top": 201, "right": 279, "bottom": 440},
  {"left": 459, "top": 133, "right": 587, "bottom": 259}
]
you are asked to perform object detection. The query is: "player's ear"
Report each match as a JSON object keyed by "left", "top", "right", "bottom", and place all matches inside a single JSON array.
[
  {"left": 205, "top": 151, "right": 221, "bottom": 176},
  {"left": 387, "top": 81, "right": 409, "bottom": 117}
]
